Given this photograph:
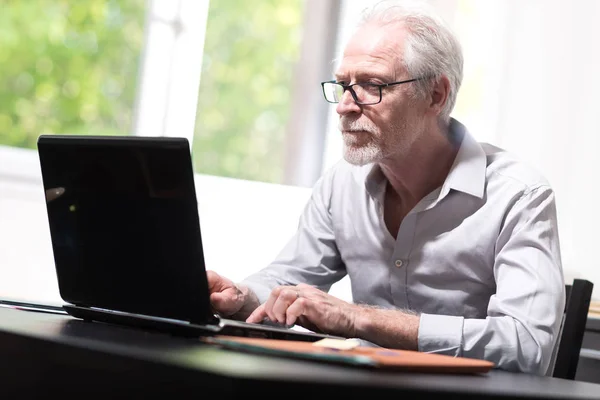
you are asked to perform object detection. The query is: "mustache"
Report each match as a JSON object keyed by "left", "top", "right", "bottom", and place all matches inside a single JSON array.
[{"left": 338, "top": 118, "right": 376, "bottom": 133}]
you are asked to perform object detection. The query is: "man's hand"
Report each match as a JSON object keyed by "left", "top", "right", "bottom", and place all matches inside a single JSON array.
[
  {"left": 245, "top": 283, "right": 360, "bottom": 337},
  {"left": 207, "top": 270, "right": 259, "bottom": 319}
]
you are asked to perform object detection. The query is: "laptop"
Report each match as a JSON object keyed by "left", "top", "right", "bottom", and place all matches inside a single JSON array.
[{"left": 36, "top": 134, "right": 337, "bottom": 342}]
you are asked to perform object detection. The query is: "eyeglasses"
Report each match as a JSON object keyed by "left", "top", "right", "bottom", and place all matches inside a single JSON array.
[{"left": 321, "top": 77, "right": 424, "bottom": 105}]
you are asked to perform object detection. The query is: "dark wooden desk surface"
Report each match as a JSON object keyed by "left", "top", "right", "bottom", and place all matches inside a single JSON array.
[{"left": 1, "top": 307, "right": 600, "bottom": 399}]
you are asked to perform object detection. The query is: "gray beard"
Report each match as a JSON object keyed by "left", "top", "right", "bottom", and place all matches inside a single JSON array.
[
  {"left": 342, "top": 141, "right": 383, "bottom": 165},
  {"left": 339, "top": 115, "right": 421, "bottom": 166}
]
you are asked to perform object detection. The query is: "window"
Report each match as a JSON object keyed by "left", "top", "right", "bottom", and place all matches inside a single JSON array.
[
  {"left": 192, "top": 0, "right": 306, "bottom": 184},
  {"left": 1, "top": 0, "right": 339, "bottom": 187},
  {"left": 0, "top": 0, "right": 146, "bottom": 148}
]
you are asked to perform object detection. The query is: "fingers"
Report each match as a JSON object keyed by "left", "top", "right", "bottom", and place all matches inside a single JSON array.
[
  {"left": 245, "top": 285, "right": 349, "bottom": 335},
  {"left": 246, "top": 303, "right": 267, "bottom": 324},
  {"left": 261, "top": 286, "right": 281, "bottom": 322},
  {"left": 271, "top": 288, "right": 299, "bottom": 324},
  {"left": 206, "top": 271, "right": 242, "bottom": 316},
  {"left": 210, "top": 292, "right": 234, "bottom": 312},
  {"left": 254, "top": 285, "right": 311, "bottom": 326},
  {"left": 285, "top": 297, "right": 307, "bottom": 326},
  {"left": 262, "top": 286, "right": 298, "bottom": 324},
  {"left": 247, "top": 285, "right": 321, "bottom": 327},
  {"left": 206, "top": 270, "right": 221, "bottom": 292}
]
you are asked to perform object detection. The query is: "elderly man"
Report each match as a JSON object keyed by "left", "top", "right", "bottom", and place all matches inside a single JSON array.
[{"left": 207, "top": 0, "right": 565, "bottom": 375}]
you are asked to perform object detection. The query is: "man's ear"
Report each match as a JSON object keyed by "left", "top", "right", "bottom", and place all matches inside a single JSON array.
[{"left": 429, "top": 75, "right": 450, "bottom": 115}]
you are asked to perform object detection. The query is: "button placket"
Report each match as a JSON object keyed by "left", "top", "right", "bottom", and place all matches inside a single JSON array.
[{"left": 390, "top": 213, "right": 417, "bottom": 308}]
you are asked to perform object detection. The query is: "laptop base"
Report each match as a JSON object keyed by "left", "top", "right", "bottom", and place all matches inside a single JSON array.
[
  {"left": 63, "top": 304, "right": 220, "bottom": 338},
  {"left": 63, "top": 304, "right": 337, "bottom": 342}
]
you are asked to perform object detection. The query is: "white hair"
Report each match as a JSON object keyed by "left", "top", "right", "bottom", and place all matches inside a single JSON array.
[{"left": 356, "top": 0, "right": 464, "bottom": 121}]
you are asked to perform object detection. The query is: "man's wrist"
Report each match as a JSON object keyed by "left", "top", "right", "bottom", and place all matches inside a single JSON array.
[
  {"left": 231, "top": 284, "right": 260, "bottom": 320},
  {"left": 352, "top": 304, "right": 374, "bottom": 338},
  {"left": 351, "top": 305, "right": 420, "bottom": 350}
]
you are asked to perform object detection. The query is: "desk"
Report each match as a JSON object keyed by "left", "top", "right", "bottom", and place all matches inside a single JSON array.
[
  {"left": 1, "top": 307, "right": 600, "bottom": 399},
  {"left": 578, "top": 316, "right": 600, "bottom": 383}
]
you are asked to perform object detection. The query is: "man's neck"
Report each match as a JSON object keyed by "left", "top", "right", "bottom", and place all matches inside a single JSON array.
[{"left": 379, "top": 121, "right": 463, "bottom": 209}]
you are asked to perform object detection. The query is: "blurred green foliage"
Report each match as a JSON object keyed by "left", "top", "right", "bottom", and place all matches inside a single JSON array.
[
  {"left": 193, "top": 0, "right": 304, "bottom": 184},
  {"left": 0, "top": 0, "right": 145, "bottom": 148},
  {"left": 1, "top": 0, "right": 305, "bottom": 184}
]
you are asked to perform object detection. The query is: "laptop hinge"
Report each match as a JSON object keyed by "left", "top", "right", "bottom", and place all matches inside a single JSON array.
[{"left": 198, "top": 313, "right": 220, "bottom": 325}]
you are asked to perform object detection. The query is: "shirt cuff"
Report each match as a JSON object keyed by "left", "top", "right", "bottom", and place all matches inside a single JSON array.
[{"left": 418, "top": 313, "right": 464, "bottom": 356}]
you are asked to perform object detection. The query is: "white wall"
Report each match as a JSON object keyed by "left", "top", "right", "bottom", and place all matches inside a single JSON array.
[
  {"left": 0, "top": 175, "right": 59, "bottom": 305},
  {"left": 448, "top": 0, "right": 600, "bottom": 297},
  {"left": 481, "top": 0, "right": 600, "bottom": 298}
]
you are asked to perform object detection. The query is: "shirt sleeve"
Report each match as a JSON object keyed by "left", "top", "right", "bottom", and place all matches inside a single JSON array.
[
  {"left": 418, "top": 185, "right": 566, "bottom": 375},
  {"left": 240, "top": 170, "right": 347, "bottom": 304}
]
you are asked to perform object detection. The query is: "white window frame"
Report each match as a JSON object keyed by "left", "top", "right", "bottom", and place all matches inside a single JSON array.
[{"left": 132, "top": 0, "right": 210, "bottom": 143}]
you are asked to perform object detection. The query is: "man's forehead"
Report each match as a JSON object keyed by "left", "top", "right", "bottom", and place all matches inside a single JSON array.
[
  {"left": 335, "top": 23, "right": 406, "bottom": 77},
  {"left": 347, "top": 22, "right": 405, "bottom": 51}
]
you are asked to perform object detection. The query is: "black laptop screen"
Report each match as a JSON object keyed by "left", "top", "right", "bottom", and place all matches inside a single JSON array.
[{"left": 37, "top": 136, "right": 211, "bottom": 323}]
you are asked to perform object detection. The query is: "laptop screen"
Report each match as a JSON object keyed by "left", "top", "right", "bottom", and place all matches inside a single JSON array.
[{"left": 37, "top": 135, "right": 212, "bottom": 324}]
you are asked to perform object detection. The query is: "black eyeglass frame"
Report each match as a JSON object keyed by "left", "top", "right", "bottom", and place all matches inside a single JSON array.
[{"left": 320, "top": 77, "right": 426, "bottom": 105}]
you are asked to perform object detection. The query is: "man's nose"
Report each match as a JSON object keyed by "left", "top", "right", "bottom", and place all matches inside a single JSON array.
[{"left": 335, "top": 89, "right": 361, "bottom": 116}]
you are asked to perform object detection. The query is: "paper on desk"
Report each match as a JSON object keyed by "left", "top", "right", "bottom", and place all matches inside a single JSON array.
[{"left": 312, "top": 338, "right": 360, "bottom": 350}]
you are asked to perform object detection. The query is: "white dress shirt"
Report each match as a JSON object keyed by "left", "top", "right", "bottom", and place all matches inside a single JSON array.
[{"left": 241, "top": 119, "right": 565, "bottom": 375}]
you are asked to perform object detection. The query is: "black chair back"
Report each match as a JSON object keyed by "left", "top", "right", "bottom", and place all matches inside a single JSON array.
[{"left": 552, "top": 278, "right": 593, "bottom": 380}]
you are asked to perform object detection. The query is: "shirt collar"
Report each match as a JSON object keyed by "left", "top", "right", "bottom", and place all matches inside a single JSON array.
[
  {"left": 360, "top": 118, "right": 487, "bottom": 202},
  {"left": 438, "top": 119, "right": 487, "bottom": 200},
  {"left": 363, "top": 163, "right": 387, "bottom": 200}
]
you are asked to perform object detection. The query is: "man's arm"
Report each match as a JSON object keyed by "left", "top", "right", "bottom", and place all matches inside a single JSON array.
[{"left": 353, "top": 306, "right": 420, "bottom": 350}]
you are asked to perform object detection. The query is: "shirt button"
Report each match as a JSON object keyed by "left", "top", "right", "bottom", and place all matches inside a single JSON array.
[{"left": 395, "top": 259, "right": 404, "bottom": 268}]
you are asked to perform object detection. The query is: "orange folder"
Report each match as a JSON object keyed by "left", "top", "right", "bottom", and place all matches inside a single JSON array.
[{"left": 204, "top": 335, "right": 495, "bottom": 374}]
